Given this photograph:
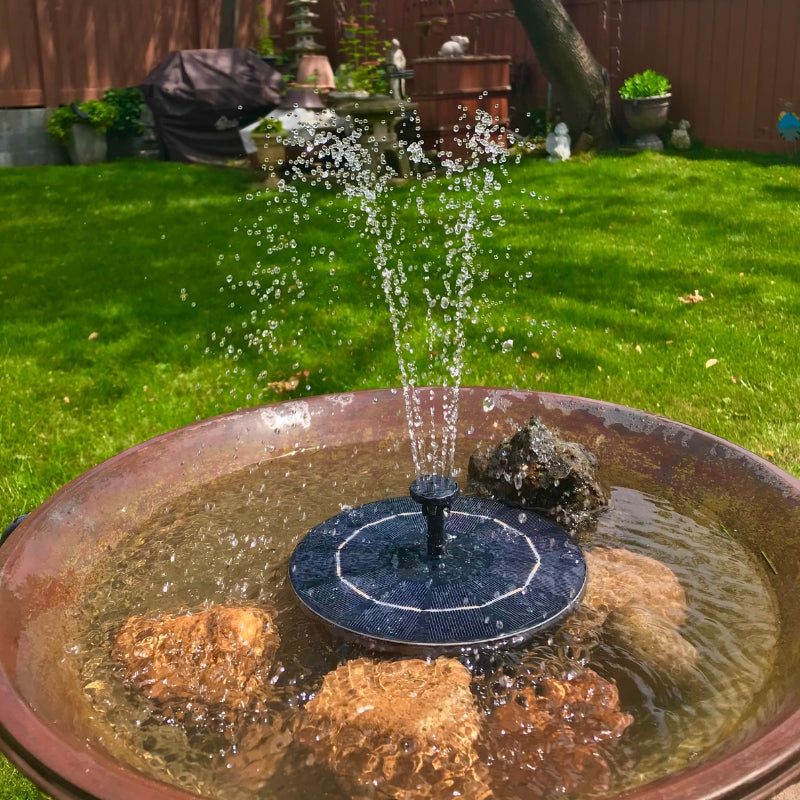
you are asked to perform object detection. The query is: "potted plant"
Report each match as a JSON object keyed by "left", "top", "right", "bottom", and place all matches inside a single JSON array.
[
  {"left": 103, "top": 87, "right": 145, "bottom": 160},
  {"left": 250, "top": 116, "right": 286, "bottom": 173},
  {"left": 619, "top": 69, "right": 672, "bottom": 143},
  {"left": 331, "top": 0, "right": 390, "bottom": 99},
  {"left": 46, "top": 99, "right": 117, "bottom": 165}
]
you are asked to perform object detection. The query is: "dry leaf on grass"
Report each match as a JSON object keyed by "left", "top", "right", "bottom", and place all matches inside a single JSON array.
[
  {"left": 266, "top": 369, "right": 310, "bottom": 393},
  {"left": 705, "top": 358, "right": 718, "bottom": 368},
  {"left": 678, "top": 290, "right": 704, "bottom": 304}
]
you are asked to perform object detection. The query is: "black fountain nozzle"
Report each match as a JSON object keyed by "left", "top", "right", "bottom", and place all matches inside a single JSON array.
[{"left": 409, "top": 474, "right": 460, "bottom": 559}]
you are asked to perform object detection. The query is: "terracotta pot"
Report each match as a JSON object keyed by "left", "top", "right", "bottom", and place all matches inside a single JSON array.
[
  {"left": 1, "top": 388, "right": 800, "bottom": 800},
  {"left": 622, "top": 94, "right": 672, "bottom": 133}
]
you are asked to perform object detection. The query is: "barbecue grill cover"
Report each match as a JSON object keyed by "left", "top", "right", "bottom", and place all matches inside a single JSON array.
[{"left": 141, "top": 49, "right": 282, "bottom": 164}]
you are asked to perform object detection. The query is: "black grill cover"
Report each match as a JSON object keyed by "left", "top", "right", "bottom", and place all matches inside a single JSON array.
[{"left": 141, "top": 49, "right": 282, "bottom": 164}]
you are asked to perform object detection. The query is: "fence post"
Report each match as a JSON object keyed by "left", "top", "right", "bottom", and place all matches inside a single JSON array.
[
  {"left": 219, "top": 0, "right": 240, "bottom": 48},
  {"left": 34, "top": 0, "right": 60, "bottom": 106}
]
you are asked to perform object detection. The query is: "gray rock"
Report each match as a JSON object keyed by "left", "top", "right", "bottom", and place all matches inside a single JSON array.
[{"left": 468, "top": 417, "right": 607, "bottom": 533}]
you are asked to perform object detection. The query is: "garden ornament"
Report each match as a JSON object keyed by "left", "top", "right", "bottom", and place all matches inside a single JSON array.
[
  {"left": 438, "top": 35, "right": 469, "bottom": 57},
  {"left": 777, "top": 105, "right": 800, "bottom": 141},
  {"left": 546, "top": 122, "right": 571, "bottom": 161},
  {"left": 386, "top": 39, "right": 407, "bottom": 99},
  {"left": 671, "top": 120, "right": 691, "bottom": 150}
]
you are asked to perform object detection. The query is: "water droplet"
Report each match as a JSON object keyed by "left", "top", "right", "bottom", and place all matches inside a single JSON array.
[
  {"left": 482, "top": 396, "right": 495, "bottom": 412},
  {"left": 501, "top": 339, "right": 513, "bottom": 353}
]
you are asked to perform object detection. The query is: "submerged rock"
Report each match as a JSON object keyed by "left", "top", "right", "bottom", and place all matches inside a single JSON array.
[
  {"left": 468, "top": 417, "right": 607, "bottom": 532},
  {"left": 583, "top": 547, "right": 688, "bottom": 626},
  {"left": 583, "top": 548, "right": 698, "bottom": 688},
  {"left": 112, "top": 604, "right": 280, "bottom": 727},
  {"left": 225, "top": 719, "right": 295, "bottom": 792},
  {"left": 605, "top": 604, "right": 700, "bottom": 687},
  {"left": 296, "top": 657, "right": 491, "bottom": 799},
  {"left": 480, "top": 665, "right": 634, "bottom": 797}
]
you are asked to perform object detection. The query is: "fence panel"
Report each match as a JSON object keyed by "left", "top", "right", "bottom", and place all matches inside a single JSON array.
[
  {"left": 0, "top": 0, "right": 44, "bottom": 105},
  {"left": 611, "top": 0, "right": 800, "bottom": 151},
  {"left": 0, "top": 0, "right": 263, "bottom": 107}
]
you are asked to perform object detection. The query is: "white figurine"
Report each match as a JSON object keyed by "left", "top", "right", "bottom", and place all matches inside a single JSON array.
[
  {"left": 545, "top": 122, "right": 571, "bottom": 161},
  {"left": 438, "top": 35, "right": 469, "bottom": 57},
  {"left": 671, "top": 119, "right": 691, "bottom": 150},
  {"left": 386, "top": 39, "right": 407, "bottom": 99}
]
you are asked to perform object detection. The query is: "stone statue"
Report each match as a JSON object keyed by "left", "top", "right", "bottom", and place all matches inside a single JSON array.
[
  {"left": 545, "top": 122, "right": 572, "bottom": 161},
  {"left": 385, "top": 38, "right": 407, "bottom": 99},
  {"left": 671, "top": 119, "right": 692, "bottom": 149}
]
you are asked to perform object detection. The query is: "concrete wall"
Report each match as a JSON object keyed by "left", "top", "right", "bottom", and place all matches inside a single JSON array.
[{"left": 0, "top": 108, "right": 67, "bottom": 167}]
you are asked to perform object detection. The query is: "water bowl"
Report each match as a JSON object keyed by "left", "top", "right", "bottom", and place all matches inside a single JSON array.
[{"left": 1, "top": 387, "right": 799, "bottom": 800}]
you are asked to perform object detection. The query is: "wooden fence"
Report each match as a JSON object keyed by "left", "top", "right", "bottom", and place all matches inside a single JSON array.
[
  {"left": 2, "top": 0, "right": 798, "bottom": 153},
  {"left": 0, "top": 0, "right": 265, "bottom": 106}
]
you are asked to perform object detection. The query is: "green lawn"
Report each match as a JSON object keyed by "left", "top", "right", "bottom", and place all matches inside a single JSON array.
[{"left": 1, "top": 147, "right": 798, "bottom": 798}]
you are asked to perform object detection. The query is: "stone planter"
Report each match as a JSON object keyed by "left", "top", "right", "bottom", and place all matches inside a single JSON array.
[
  {"left": 334, "top": 94, "right": 415, "bottom": 176},
  {"left": 250, "top": 133, "right": 285, "bottom": 174},
  {"left": 411, "top": 55, "right": 511, "bottom": 154},
  {"left": 67, "top": 122, "right": 107, "bottom": 165},
  {"left": 622, "top": 94, "right": 671, "bottom": 151}
]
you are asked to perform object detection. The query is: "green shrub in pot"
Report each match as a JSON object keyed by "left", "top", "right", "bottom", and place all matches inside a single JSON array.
[
  {"left": 619, "top": 69, "right": 671, "bottom": 100},
  {"left": 46, "top": 99, "right": 118, "bottom": 147}
]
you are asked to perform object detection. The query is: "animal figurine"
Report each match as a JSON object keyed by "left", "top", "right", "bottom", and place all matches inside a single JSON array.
[
  {"left": 671, "top": 119, "right": 691, "bottom": 150},
  {"left": 438, "top": 35, "right": 469, "bottom": 57},
  {"left": 545, "top": 122, "right": 571, "bottom": 161}
]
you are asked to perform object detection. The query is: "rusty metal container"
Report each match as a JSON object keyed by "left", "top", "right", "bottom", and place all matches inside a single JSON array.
[{"left": 411, "top": 56, "right": 511, "bottom": 154}]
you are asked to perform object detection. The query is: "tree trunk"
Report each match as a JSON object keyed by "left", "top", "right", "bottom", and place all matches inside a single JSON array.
[{"left": 508, "top": 0, "right": 615, "bottom": 149}]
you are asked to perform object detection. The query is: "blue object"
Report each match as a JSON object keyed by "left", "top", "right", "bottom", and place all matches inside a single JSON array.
[
  {"left": 289, "top": 491, "right": 586, "bottom": 654},
  {"left": 778, "top": 111, "right": 800, "bottom": 141}
]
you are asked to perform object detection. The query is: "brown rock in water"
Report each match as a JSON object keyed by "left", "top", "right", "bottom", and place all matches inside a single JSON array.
[
  {"left": 468, "top": 417, "right": 607, "bottom": 532},
  {"left": 225, "top": 719, "right": 294, "bottom": 792},
  {"left": 583, "top": 547, "right": 688, "bottom": 626},
  {"left": 481, "top": 666, "right": 634, "bottom": 798},
  {"left": 605, "top": 604, "right": 700, "bottom": 687},
  {"left": 112, "top": 605, "right": 280, "bottom": 726},
  {"left": 583, "top": 548, "right": 699, "bottom": 687},
  {"left": 296, "top": 657, "right": 492, "bottom": 800}
]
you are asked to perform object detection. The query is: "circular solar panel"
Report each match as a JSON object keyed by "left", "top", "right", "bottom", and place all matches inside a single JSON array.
[{"left": 289, "top": 485, "right": 586, "bottom": 654}]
